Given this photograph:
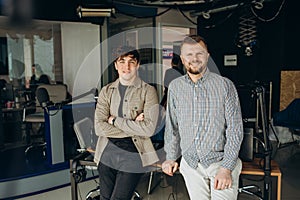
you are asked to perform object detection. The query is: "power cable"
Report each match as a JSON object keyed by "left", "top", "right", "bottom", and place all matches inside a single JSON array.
[
  {"left": 176, "top": 5, "right": 197, "bottom": 25},
  {"left": 251, "top": 0, "right": 286, "bottom": 22},
  {"left": 201, "top": 2, "right": 245, "bottom": 29}
]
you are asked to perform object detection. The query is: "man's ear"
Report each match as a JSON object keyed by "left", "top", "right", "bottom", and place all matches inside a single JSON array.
[
  {"left": 180, "top": 55, "right": 184, "bottom": 64},
  {"left": 114, "top": 62, "right": 118, "bottom": 70},
  {"left": 206, "top": 53, "right": 210, "bottom": 62}
]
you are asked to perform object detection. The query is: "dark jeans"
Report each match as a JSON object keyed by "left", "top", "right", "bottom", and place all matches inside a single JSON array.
[{"left": 98, "top": 162, "right": 143, "bottom": 200}]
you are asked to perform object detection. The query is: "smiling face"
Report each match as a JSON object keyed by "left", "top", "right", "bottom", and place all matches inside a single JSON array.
[
  {"left": 180, "top": 40, "right": 210, "bottom": 77},
  {"left": 115, "top": 55, "right": 140, "bottom": 85}
]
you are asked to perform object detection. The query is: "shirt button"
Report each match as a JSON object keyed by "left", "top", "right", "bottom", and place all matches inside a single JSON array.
[
  {"left": 125, "top": 99, "right": 127, "bottom": 102},
  {"left": 134, "top": 139, "right": 137, "bottom": 142},
  {"left": 140, "top": 152, "right": 143, "bottom": 155},
  {"left": 124, "top": 114, "right": 126, "bottom": 117}
]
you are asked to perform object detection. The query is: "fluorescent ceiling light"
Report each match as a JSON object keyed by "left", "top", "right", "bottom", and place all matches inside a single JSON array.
[{"left": 77, "top": 6, "right": 115, "bottom": 18}]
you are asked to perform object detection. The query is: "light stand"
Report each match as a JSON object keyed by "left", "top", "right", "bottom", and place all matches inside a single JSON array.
[{"left": 255, "top": 86, "right": 272, "bottom": 200}]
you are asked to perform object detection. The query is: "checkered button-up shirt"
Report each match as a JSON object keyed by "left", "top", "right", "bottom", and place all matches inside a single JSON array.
[{"left": 164, "top": 69, "right": 243, "bottom": 170}]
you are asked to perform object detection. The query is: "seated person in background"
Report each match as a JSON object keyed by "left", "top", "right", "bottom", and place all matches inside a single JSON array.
[
  {"left": 94, "top": 46, "right": 159, "bottom": 200},
  {"left": 30, "top": 64, "right": 38, "bottom": 86},
  {"left": 28, "top": 64, "right": 47, "bottom": 100},
  {"left": 160, "top": 55, "right": 184, "bottom": 108},
  {"left": 38, "top": 74, "right": 51, "bottom": 85}
]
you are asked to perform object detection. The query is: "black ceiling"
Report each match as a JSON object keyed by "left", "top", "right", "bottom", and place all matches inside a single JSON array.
[{"left": 0, "top": 0, "right": 280, "bottom": 25}]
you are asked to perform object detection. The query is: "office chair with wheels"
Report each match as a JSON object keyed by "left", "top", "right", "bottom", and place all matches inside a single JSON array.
[{"left": 71, "top": 117, "right": 141, "bottom": 200}]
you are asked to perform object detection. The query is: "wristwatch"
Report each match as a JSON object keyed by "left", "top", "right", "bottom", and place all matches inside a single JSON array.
[{"left": 112, "top": 117, "right": 116, "bottom": 125}]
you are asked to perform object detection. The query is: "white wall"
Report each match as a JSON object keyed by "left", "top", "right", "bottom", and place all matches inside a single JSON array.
[
  {"left": 61, "top": 22, "right": 101, "bottom": 96},
  {"left": 60, "top": 9, "right": 196, "bottom": 97}
]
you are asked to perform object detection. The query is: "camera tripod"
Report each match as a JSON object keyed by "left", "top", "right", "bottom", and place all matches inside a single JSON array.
[{"left": 252, "top": 85, "right": 273, "bottom": 200}]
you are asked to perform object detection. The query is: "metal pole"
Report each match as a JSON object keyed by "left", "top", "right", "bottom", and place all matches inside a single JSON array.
[{"left": 256, "top": 86, "right": 272, "bottom": 200}]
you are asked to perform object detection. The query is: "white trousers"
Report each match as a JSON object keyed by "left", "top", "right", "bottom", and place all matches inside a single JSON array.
[{"left": 180, "top": 157, "right": 242, "bottom": 200}]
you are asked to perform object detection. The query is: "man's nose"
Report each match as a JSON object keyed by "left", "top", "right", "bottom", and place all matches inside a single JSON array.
[
  {"left": 192, "top": 55, "right": 198, "bottom": 61},
  {"left": 124, "top": 61, "right": 131, "bottom": 69}
]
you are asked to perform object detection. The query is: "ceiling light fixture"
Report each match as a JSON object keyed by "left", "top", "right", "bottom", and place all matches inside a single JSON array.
[{"left": 77, "top": 6, "right": 115, "bottom": 18}]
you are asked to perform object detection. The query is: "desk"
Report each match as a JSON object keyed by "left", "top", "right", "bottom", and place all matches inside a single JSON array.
[
  {"left": 44, "top": 102, "right": 95, "bottom": 166},
  {"left": 1, "top": 107, "right": 34, "bottom": 143},
  {"left": 241, "top": 158, "right": 282, "bottom": 200}
]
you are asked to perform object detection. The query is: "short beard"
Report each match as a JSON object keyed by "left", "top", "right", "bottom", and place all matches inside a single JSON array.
[
  {"left": 187, "top": 68, "right": 200, "bottom": 75},
  {"left": 187, "top": 66, "right": 204, "bottom": 75}
]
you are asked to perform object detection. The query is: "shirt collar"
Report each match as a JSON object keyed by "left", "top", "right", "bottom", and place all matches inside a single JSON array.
[
  {"left": 111, "top": 77, "right": 142, "bottom": 88},
  {"left": 184, "top": 67, "right": 211, "bottom": 85}
]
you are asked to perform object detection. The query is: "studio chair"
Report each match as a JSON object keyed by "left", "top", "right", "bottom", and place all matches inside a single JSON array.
[
  {"left": 273, "top": 98, "right": 300, "bottom": 148},
  {"left": 70, "top": 117, "right": 141, "bottom": 200},
  {"left": 23, "top": 87, "right": 50, "bottom": 160},
  {"left": 23, "top": 84, "right": 68, "bottom": 160}
]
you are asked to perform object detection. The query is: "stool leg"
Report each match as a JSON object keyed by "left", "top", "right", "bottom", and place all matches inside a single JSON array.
[{"left": 25, "top": 122, "right": 32, "bottom": 144}]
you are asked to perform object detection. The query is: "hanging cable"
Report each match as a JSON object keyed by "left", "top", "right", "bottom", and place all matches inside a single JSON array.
[
  {"left": 176, "top": 5, "right": 197, "bottom": 25},
  {"left": 203, "top": 11, "right": 234, "bottom": 29},
  {"left": 199, "top": 2, "right": 245, "bottom": 29},
  {"left": 251, "top": 0, "right": 286, "bottom": 22}
]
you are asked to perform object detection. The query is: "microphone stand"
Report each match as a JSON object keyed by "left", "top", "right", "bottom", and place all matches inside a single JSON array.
[
  {"left": 255, "top": 86, "right": 272, "bottom": 200},
  {"left": 71, "top": 88, "right": 98, "bottom": 102}
]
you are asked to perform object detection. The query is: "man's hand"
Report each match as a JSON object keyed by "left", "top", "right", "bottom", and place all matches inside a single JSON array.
[
  {"left": 108, "top": 115, "right": 115, "bottom": 124},
  {"left": 135, "top": 113, "right": 144, "bottom": 121},
  {"left": 214, "top": 167, "right": 232, "bottom": 190},
  {"left": 162, "top": 160, "right": 179, "bottom": 176}
]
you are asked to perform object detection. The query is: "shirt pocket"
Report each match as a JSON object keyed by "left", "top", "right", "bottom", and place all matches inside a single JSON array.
[{"left": 130, "top": 100, "right": 144, "bottom": 119}]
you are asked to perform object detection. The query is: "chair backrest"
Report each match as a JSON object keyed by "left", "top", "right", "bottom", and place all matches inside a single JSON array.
[
  {"left": 285, "top": 98, "right": 300, "bottom": 122},
  {"left": 36, "top": 87, "right": 50, "bottom": 107},
  {"left": 73, "top": 117, "right": 97, "bottom": 150},
  {"left": 273, "top": 98, "right": 300, "bottom": 129},
  {"left": 37, "top": 84, "right": 68, "bottom": 104}
]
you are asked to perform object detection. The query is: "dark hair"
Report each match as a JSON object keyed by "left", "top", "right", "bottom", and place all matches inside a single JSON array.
[
  {"left": 113, "top": 46, "right": 140, "bottom": 63},
  {"left": 171, "top": 55, "right": 181, "bottom": 67},
  {"left": 181, "top": 35, "right": 208, "bottom": 51},
  {"left": 38, "top": 74, "right": 50, "bottom": 84}
]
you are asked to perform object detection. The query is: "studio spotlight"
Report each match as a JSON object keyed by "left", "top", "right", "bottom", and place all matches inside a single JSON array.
[{"left": 245, "top": 46, "right": 253, "bottom": 56}]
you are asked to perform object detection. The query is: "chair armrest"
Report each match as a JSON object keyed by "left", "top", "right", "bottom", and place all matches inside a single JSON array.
[{"left": 70, "top": 151, "right": 91, "bottom": 173}]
